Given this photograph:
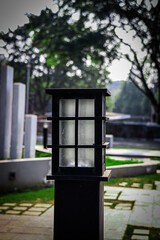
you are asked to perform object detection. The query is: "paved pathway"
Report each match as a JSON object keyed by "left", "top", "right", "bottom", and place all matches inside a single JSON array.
[
  {"left": 0, "top": 187, "right": 160, "bottom": 240},
  {"left": 36, "top": 145, "right": 160, "bottom": 159},
  {"left": 107, "top": 148, "right": 160, "bottom": 158}
]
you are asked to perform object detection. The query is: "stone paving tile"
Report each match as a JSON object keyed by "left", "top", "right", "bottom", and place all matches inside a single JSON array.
[
  {"left": 134, "top": 201, "right": 151, "bottom": 208},
  {"left": 23, "top": 211, "right": 41, "bottom": 216},
  {"left": 131, "top": 235, "right": 149, "bottom": 240},
  {"left": 152, "top": 205, "right": 160, "bottom": 228},
  {"left": 117, "top": 203, "right": 131, "bottom": 207},
  {"left": 19, "top": 203, "right": 33, "bottom": 207},
  {"left": 115, "top": 206, "right": 131, "bottom": 210},
  {"left": 133, "top": 229, "right": 150, "bottom": 235},
  {"left": 153, "top": 192, "right": 160, "bottom": 205},
  {"left": 5, "top": 210, "right": 21, "bottom": 215},
  {"left": 136, "top": 194, "right": 154, "bottom": 203},
  {"left": 119, "top": 182, "right": 128, "bottom": 187},
  {"left": 0, "top": 233, "right": 17, "bottom": 240},
  {"left": 34, "top": 204, "right": 52, "bottom": 208},
  {"left": 104, "top": 205, "right": 111, "bottom": 209},
  {"left": 104, "top": 202, "right": 113, "bottom": 206},
  {"left": 143, "top": 184, "right": 153, "bottom": 190},
  {"left": 104, "top": 195, "right": 117, "bottom": 200},
  {"left": 129, "top": 205, "right": 152, "bottom": 227},
  {"left": 3, "top": 203, "right": 16, "bottom": 206},
  {"left": 155, "top": 181, "right": 160, "bottom": 191},
  {"left": 13, "top": 207, "right": 27, "bottom": 211},
  {"left": 104, "top": 209, "right": 130, "bottom": 240},
  {"left": 13, "top": 234, "right": 52, "bottom": 240},
  {"left": 118, "top": 194, "right": 136, "bottom": 201},
  {"left": 28, "top": 207, "right": 47, "bottom": 212},
  {"left": 131, "top": 183, "right": 141, "bottom": 188},
  {"left": 0, "top": 206, "right": 9, "bottom": 210}
]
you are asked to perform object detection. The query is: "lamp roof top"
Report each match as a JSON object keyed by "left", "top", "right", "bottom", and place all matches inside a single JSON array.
[{"left": 46, "top": 88, "right": 111, "bottom": 96}]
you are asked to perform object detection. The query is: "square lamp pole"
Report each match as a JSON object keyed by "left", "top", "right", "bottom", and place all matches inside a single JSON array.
[{"left": 46, "top": 88, "right": 112, "bottom": 240}]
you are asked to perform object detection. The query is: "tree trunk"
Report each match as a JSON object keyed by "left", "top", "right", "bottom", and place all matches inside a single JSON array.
[{"left": 153, "top": 104, "right": 160, "bottom": 124}]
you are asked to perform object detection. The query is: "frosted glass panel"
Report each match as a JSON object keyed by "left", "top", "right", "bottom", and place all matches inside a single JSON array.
[
  {"left": 59, "top": 148, "right": 75, "bottom": 167},
  {"left": 102, "top": 96, "right": 105, "bottom": 116},
  {"left": 78, "top": 148, "right": 94, "bottom": 167},
  {"left": 59, "top": 99, "right": 75, "bottom": 117},
  {"left": 102, "top": 120, "right": 106, "bottom": 143},
  {"left": 79, "top": 99, "right": 94, "bottom": 117},
  {"left": 102, "top": 148, "right": 105, "bottom": 165},
  {"left": 59, "top": 120, "right": 75, "bottom": 145},
  {"left": 78, "top": 120, "right": 94, "bottom": 145}
]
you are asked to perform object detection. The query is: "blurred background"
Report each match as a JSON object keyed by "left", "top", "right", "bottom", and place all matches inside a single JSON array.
[{"left": 0, "top": 0, "right": 160, "bottom": 142}]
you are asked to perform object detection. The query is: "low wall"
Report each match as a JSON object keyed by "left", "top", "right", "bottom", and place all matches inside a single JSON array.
[
  {"left": 0, "top": 158, "right": 158, "bottom": 192},
  {"left": 107, "top": 122, "right": 160, "bottom": 139},
  {"left": 106, "top": 162, "right": 158, "bottom": 178},
  {"left": 0, "top": 158, "right": 51, "bottom": 193},
  {"left": 37, "top": 120, "right": 160, "bottom": 139}
]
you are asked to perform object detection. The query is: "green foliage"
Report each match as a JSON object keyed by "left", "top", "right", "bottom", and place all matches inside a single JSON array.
[
  {"left": 113, "top": 81, "right": 151, "bottom": 116},
  {"left": 0, "top": 187, "right": 54, "bottom": 204},
  {"left": 1, "top": 0, "right": 160, "bottom": 121},
  {"left": 0, "top": 6, "right": 115, "bottom": 114},
  {"left": 106, "top": 157, "right": 143, "bottom": 167},
  {"left": 56, "top": 0, "right": 160, "bottom": 123},
  {"left": 105, "top": 173, "right": 160, "bottom": 187},
  {"left": 106, "top": 96, "right": 114, "bottom": 112},
  {"left": 35, "top": 151, "right": 51, "bottom": 158}
]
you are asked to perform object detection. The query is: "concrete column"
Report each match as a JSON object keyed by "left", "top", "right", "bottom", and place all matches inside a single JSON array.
[
  {"left": 0, "top": 65, "right": 13, "bottom": 159},
  {"left": 24, "top": 115, "right": 37, "bottom": 158},
  {"left": 10, "top": 83, "right": 25, "bottom": 159}
]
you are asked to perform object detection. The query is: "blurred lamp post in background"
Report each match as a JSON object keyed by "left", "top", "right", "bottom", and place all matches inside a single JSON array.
[{"left": 26, "top": 57, "right": 31, "bottom": 114}]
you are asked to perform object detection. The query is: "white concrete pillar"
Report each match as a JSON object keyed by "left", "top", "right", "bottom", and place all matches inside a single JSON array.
[
  {"left": 0, "top": 65, "right": 13, "bottom": 159},
  {"left": 10, "top": 83, "right": 25, "bottom": 159},
  {"left": 24, "top": 115, "right": 37, "bottom": 158}
]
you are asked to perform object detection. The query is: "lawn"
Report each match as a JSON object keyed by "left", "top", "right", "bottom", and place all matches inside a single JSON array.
[
  {"left": 35, "top": 151, "right": 143, "bottom": 166},
  {"left": 113, "top": 146, "right": 160, "bottom": 151},
  {"left": 1, "top": 173, "right": 160, "bottom": 204},
  {"left": 105, "top": 173, "right": 160, "bottom": 188},
  {"left": 35, "top": 150, "right": 52, "bottom": 158},
  {"left": 106, "top": 157, "right": 143, "bottom": 166},
  {"left": 0, "top": 186, "right": 54, "bottom": 205}
]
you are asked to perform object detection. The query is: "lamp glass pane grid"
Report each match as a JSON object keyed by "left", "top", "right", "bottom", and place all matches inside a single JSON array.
[
  {"left": 59, "top": 148, "right": 75, "bottom": 167},
  {"left": 59, "top": 120, "right": 75, "bottom": 145},
  {"left": 59, "top": 99, "right": 95, "bottom": 168},
  {"left": 59, "top": 99, "right": 75, "bottom": 117}
]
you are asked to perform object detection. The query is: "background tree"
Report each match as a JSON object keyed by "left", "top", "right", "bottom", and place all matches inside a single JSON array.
[
  {"left": 1, "top": 1, "right": 159, "bottom": 121},
  {"left": 0, "top": 7, "right": 118, "bottom": 114},
  {"left": 58, "top": 0, "right": 160, "bottom": 123},
  {"left": 114, "top": 81, "right": 151, "bottom": 116}
]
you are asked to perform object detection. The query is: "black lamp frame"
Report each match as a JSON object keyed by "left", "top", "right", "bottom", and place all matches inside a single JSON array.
[{"left": 46, "top": 88, "right": 111, "bottom": 177}]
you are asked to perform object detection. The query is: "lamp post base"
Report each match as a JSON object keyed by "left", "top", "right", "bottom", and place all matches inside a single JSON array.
[{"left": 54, "top": 180, "right": 104, "bottom": 240}]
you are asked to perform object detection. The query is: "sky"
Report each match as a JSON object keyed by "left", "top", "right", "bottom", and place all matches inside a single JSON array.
[{"left": 0, "top": 0, "right": 131, "bottom": 82}]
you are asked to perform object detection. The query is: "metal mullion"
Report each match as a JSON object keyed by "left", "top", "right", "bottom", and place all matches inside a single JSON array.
[
  {"left": 48, "top": 145, "right": 107, "bottom": 148},
  {"left": 48, "top": 116, "right": 106, "bottom": 120},
  {"left": 75, "top": 98, "right": 78, "bottom": 167}
]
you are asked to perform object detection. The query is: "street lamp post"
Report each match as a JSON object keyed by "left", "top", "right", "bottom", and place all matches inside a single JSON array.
[
  {"left": 46, "top": 88, "right": 111, "bottom": 240},
  {"left": 26, "top": 58, "right": 31, "bottom": 114}
]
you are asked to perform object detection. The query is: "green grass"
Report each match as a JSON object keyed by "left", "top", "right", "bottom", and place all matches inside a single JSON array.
[
  {"left": 35, "top": 150, "right": 52, "bottom": 158},
  {"left": 151, "top": 157, "right": 160, "bottom": 161},
  {"left": 35, "top": 151, "right": 143, "bottom": 165},
  {"left": 19, "top": 150, "right": 51, "bottom": 159},
  {"left": 105, "top": 173, "right": 160, "bottom": 188},
  {"left": 113, "top": 146, "right": 160, "bottom": 151},
  {"left": 1, "top": 174, "right": 160, "bottom": 205},
  {"left": 106, "top": 157, "right": 143, "bottom": 167},
  {"left": 0, "top": 186, "right": 54, "bottom": 205}
]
